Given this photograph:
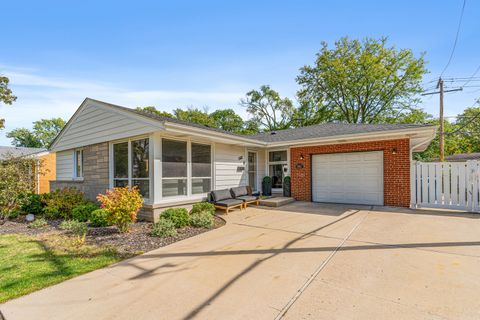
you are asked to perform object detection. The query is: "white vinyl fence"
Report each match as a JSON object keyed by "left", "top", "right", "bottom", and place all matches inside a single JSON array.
[{"left": 411, "top": 161, "right": 480, "bottom": 212}]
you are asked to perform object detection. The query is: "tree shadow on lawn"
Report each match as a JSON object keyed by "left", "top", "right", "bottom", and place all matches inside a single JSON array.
[{"left": 0, "top": 235, "right": 120, "bottom": 303}]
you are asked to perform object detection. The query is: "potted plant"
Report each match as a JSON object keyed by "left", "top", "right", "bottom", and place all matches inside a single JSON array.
[
  {"left": 283, "top": 176, "right": 291, "bottom": 197},
  {"left": 262, "top": 176, "right": 272, "bottom": 196}
]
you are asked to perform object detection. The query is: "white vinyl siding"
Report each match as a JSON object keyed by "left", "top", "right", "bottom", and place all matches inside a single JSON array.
[
  {"left": 214, "top": 143, "right": 247, "bottom": 190},
  {"left": 56, "top": 150, "right": 74, "bottom": 180},
  {"left": 53, "top": 103, "right": 163, "bottom": 151}
]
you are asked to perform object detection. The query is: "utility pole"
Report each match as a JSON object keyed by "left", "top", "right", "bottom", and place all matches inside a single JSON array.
[
  {"left": 421, "top": 77, "right": 462, "bottom": 161},
  {"left": 438, "top": 78, "right": 445, "bottom": 162}
]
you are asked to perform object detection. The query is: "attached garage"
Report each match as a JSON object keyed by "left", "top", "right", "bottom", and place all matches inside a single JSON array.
[{"left": 311, "top": 151, "right": 383, "bottom": 205}]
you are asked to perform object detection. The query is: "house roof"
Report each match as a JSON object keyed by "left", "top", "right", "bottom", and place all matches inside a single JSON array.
[
  {"left": 246, "top": 123, "right": 434, "bottom": 143},
  {"left": 50, "top": 98, "right": 437, "bottom": 151},
  {"left": 0, "top": 146, "right": 47, "bottom": 160},
  {"left": 88, "top": 98, "right": 434, "bottom": 142},
  {"left": 444, "top": 153, "right": 480, "bottom": 162}
]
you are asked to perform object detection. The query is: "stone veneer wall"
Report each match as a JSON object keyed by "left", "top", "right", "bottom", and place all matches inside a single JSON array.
[{"left": 50, "top": 142, "right": 110, "bottom": 202}]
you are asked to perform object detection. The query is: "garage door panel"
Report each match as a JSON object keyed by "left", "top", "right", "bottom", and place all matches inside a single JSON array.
[{"left": 312, "top": 151, "right": 383, "bottom": 206}]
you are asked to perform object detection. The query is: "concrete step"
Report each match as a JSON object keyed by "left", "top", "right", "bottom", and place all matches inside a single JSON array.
[{"left": 258, "top": 197, "right": 295, "bottom": 207}]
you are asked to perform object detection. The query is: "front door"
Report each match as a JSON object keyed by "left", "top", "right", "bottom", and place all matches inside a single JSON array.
[{"left": 248, "top": 152, "right": 257, "bottom": 191}]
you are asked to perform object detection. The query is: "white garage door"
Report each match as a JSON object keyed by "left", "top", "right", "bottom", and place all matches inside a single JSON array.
[{"left": 312, "top": 151, "right": 383, "bottom": 205}]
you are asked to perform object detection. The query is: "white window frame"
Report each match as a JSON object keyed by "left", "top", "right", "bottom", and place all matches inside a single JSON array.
[
  {"left": 109, "top": 135, "right": 152, "bottom": 201},
  {"left": 247, "top": 150, "right": 258, "bottom": 192},
  {"left": 73, "top": 148, "right": 84, "bottom": 180},
  {"left": 268, "top": 149, "right": 289, "bottom": 191},
  {"left": 160, "top": 137, "right": 213, "bottom": 200}
]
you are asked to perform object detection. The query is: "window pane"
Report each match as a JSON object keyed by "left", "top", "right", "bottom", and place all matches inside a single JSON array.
[
  {"left": 114, "top": 142, "right": 128, "bottom": 178},
  {"left": 114, "top": 179, "right": 129, "bottom": 188},
  {"left": 192, "top": 178, "right": 211, "bottom": 194},
  {"left": 162, "top": 140, "right": 187, "bottom": 178},
  {"left": 270, "top": 164, "right": 284, "bottom": 188},
  {"left": 269, "top": 151, "right": 287, "bottom": 162},
  {"left": 75, "top": 150, "right": 83, "bottom": 178},
  {"left": 162, "top": 179, "right": 187, "bottom": 197},
  {"left": 192, "top": 143, "right": 211, "bottom": 177},
  {"left": 132, "top": 138, "right": 149, "bottom": 178},
  {"left": 133, "top": 179, "right": 150, "bottom": 198}
]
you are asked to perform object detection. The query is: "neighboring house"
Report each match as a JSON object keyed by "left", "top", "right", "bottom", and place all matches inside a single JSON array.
[
  {"left": 0, "top": 146, "right": 56, "bottom": 194},
  {"left": 49, "top": 98, "right": 437, "bottom": 221},
  {"left": 444, "top": 153, "right": 480, "bottom": 162}
]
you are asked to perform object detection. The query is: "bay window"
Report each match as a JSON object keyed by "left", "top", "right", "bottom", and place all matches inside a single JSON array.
[{"left": 112, "top": 138, "right": 150, "bottom": 198}]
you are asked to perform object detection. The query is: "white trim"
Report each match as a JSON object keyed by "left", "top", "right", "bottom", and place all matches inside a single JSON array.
[
  {"left": 73, "top": 148, "right": 84, "bottom": 180},
  {"left": 267, "top": 149, "right": 289, "bottom": 192},
  {"left": 247, "top": 150, "right": 259, "bottom": 192},
  {"left": 110, "top": 135, "right": 152, "bottom": 203}
]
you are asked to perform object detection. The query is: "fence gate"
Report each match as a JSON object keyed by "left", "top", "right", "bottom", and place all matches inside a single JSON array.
[{"left": 411, "top": 161, "right": 480, "bottom": 212}]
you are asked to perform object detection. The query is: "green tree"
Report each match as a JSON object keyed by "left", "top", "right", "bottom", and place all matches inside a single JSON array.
[
  {"left": 210, "top": 109, "right": 244, "bottom": 133},
  {"left": 173, "top": 108, "right": 216, "bottom": 127},
  {"left": 241, "top": 119, "right": 261, "bottom": 134},
  {"left": 296, "top": 37, "right": 427, "bottom": 124},
  {"left": 135, "top": 106, "right": 174, "bottom": 118},
  {"left": 0, "top": 75, "right": 17, "bottom": 129},
  {"left": 7, "top": 118, "right": 65, "bottom": 148},
  {"left": 240, "top": 85, "right": 295, "bottom": 131},
  {"left": 414, "top": 102, "right": 480, "bottom": 161}
]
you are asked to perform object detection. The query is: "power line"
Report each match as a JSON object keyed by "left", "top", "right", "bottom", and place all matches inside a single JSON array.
[
  {"left": 462, "top": 65, "right": 480, "bottom": 87},
  {"left": 446, "top": 98, "right": 480, "bottom": 136},
  {"left": 440, "top": 0, "right": 467, "bottom": 77}
]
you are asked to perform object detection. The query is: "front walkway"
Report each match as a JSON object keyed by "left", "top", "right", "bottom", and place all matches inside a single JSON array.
[{"left": 2, "top": 202, "right": 480, "bottom": 320}]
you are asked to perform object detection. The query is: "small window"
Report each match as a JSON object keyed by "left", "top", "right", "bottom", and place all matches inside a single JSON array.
[
  {"left": 269, "top": 150, "right": 287, "bottom": 162},
  {"left": 74, "top": 149, "right": 83, "bottom": 178}
]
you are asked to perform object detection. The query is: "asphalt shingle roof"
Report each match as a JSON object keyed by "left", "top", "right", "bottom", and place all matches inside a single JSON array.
[
  {"left": 240, "top": 123, "right": 433, "bottom": 143},
  {"left": 0, "top": 146, "right": 47, "bottom": 160}
]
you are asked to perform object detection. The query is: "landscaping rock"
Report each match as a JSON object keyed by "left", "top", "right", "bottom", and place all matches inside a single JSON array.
[{"left": 25, "top": 214, "right": 35, "bottom": 222}]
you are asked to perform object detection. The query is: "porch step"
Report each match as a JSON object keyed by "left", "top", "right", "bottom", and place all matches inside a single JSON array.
[{"left": 258, "top": 197, "right": 295, "bottom": 207}]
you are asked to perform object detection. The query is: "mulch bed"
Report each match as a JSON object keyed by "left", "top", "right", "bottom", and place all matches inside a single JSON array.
[{"left": 0, "top": 216, "right": 225, "bottom": 255}]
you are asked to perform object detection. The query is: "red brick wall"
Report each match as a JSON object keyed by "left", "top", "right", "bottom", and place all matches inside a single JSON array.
[{"left": 290, "top": 139, "right": 410, "bottom": 207}]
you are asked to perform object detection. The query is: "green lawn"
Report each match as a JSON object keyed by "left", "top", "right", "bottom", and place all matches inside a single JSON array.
[{"left": 0, "top": 233, "right": 124, "bottom": 303}]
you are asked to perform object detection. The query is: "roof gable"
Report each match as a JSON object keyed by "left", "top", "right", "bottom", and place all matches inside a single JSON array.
[{"left": 50, "top": 98, "right": 165, "bottom": 151}]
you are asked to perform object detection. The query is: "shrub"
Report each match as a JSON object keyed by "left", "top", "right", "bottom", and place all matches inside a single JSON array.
[
  {"left": 72, "top": 203, "right": 98, "bottom": 222},
  {"left": 20, "top": 193, "right": 44, "bottom": 215},
  {"left": 96, "top": 187, "right": 143, "bottom": 233},
  {"left": 43, "top": 188, "right": 88, "bottom": 219},
  {"left": 0, "top": 156, "right": 38, "bottom": 218},
  {"left": 28, "top": 217, "right": 48, "bottom": 229},
  {"left": 190, "top": 202, "right": 215, "bottom": 215},
  {"left": 151, "top": 218, "right": 177, "bottom": 238},
  {"left": 190, "top": 211, "right": 215, "bottom": 229},
  {"left": 4, "top": 209, "right": 20, "bottom": 219},
  {"left": 161, "top": 208, "right": 190, "bottom": 228},
  {"left": 89, "top": 209, "right": 111, "bottom": 227},
  {"left": 43, "top": 206, "right": 61, "bottom": 219}
]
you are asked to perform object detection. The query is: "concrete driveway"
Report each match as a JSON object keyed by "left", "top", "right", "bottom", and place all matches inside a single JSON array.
[{"left": 2, "top": 202, "right": 480, "bottom": 320}]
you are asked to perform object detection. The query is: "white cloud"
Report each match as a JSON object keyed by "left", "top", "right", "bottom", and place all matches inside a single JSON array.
[{"left": 0, "top": 67, "right": 249, "bottom": 145}]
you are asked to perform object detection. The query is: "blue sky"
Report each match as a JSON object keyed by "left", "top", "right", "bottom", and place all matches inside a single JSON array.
[{"left": 1, "top": 0, "right": 479, "bottom": 145}]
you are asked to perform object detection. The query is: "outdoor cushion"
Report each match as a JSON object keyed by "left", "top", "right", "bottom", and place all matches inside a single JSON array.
[
  {"left": 230, "top": 186, "right": 248, "bottom": 198},
  {"left": 211, "top": 189, "right": 232, "bottom": 202},
  {"left": 236, "top": 195, "right": 258, "bottom": 202},
  {"left": 214, "top": 198, "right": 243, "bottom": 208}
]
